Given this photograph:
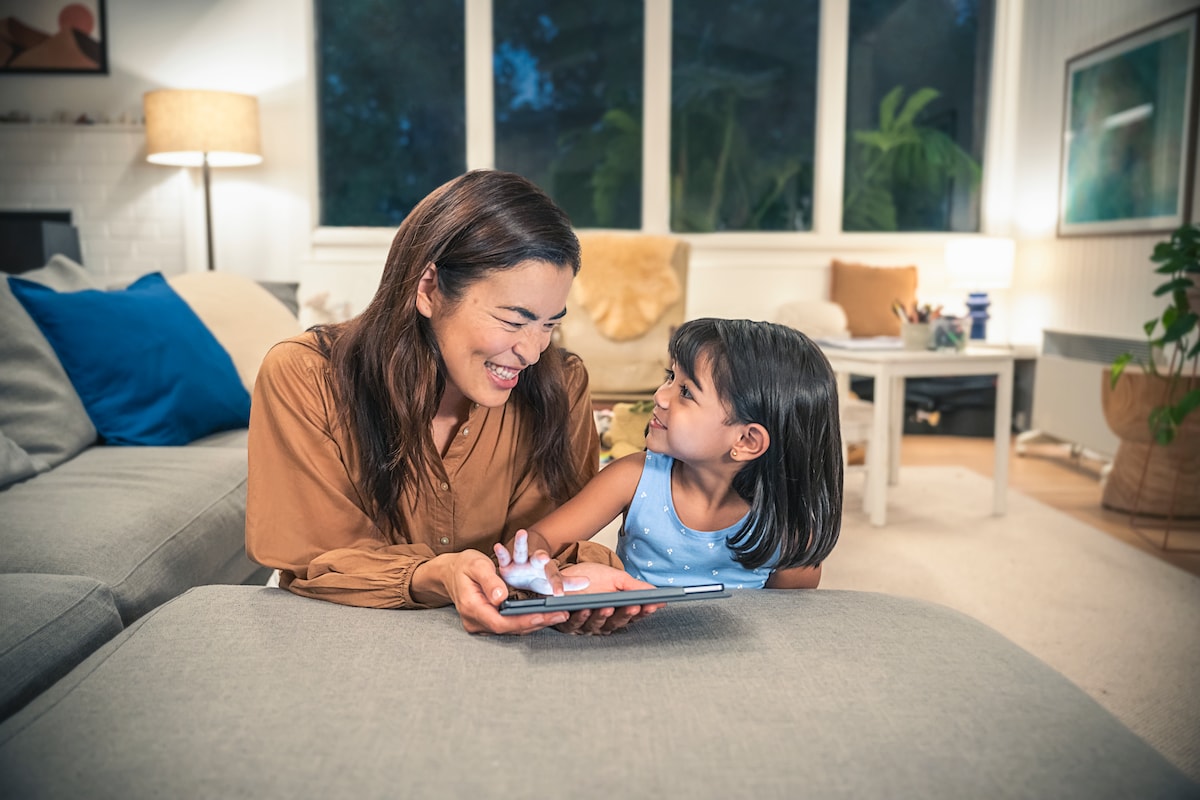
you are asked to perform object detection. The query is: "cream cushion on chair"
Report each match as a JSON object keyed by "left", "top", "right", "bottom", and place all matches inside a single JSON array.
[
  {"left": 168, "top": 272, "right": 302, "bottom": 392},
  {"left": 559, "top": 232, "right": 689, "bottom": 398}
]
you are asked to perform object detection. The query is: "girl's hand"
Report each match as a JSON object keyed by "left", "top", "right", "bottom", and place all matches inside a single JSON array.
[
  {"left": 553, "top": 563, "right": 665, "bottom": 636},
  {"left": 494, "top": 529, "right": 590, "bottom": 596}
]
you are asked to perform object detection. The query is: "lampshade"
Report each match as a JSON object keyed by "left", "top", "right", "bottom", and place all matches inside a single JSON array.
[
  {"left": 944, "top": 237, "right": 1015, "bottom": 290},
  {"left": 143, "top": 89, "right": 263, "bottom": 168}
]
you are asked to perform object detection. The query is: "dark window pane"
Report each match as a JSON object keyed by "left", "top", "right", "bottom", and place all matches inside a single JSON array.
[
  {"left": 316, "top": 0, "right": 465, "bottom": 227},
  {"left": 843, "top": 0, "right": 993, "bottom": 232},
  {"left": 671, "top": 0, "right": 819, "bottom": 232},
  {"left": 493, "top": 2, "right": 644, "bottom": 229}
]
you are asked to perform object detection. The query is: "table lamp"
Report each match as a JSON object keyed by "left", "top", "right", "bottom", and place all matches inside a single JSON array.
[
  {"left": 944, "top": 237, "right": 1015, "bottom": 340},
  {"left": 143, "top": 89, "right": 263, "bottom": 271}
]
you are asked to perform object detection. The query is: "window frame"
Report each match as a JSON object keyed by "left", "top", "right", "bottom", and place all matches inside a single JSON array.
[{"left": 310, "top": 0, "right": 1021, "bottom": 253}]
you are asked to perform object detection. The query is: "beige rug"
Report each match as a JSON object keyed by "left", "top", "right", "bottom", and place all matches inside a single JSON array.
[{"left": 823, "top": 466, "right": 1200, "bottom": 782}]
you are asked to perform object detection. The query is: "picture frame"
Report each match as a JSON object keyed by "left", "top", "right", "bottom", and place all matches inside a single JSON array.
[
  {"left": 1058, "top": 10, "right": 1198, "bottom": 237},
  {"left": 0, "top": 0, "right": 108, "bottom": 75}
]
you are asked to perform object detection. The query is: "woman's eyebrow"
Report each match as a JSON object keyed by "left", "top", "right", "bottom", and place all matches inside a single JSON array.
[{"left": 499, "top": 305, "right": 568, "bottom": 321}]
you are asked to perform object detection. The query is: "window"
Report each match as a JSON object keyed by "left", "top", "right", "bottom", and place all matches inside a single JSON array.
[
  {"left": 493, "top": 2, "right": 644, "bottom": 229},
  {"left": 842, "top": 0, "right": 994, "bottom": 232},
  {"left": 316, "top": 0, "right": 465, "bottom": 227},
  {"left": 314, "top": 1, "right": 995, "bottom": 235},
  {"left": 670, "top": 0, "right": 820, "bottom": 232}
]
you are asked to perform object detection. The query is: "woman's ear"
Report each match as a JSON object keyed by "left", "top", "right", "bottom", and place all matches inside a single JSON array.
[
  {"left": 732, "top": 423, "right": 770, "bottom": 462},
  {"left": 415, "top": 264, "right": 438, "bottom": 318}
]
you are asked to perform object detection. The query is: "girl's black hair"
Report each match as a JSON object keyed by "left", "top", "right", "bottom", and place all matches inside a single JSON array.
[{"left": 668, "top": 318, "right": 843, "bottom": 570}]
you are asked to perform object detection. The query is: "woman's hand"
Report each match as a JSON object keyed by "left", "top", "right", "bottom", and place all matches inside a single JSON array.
[
  {"left": 414, "top": 550, "right": 569, "bottom": 635},
  {"left": 553, "top": 563, "right": 664, "bottom": 635},
  {"left": 494, "top": 529, "right": 590, "bottom": 596}
]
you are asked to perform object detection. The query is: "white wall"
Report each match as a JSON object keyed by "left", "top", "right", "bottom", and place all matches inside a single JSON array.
[
  {"left": 0, "top": 0, "right": 314, "bottom": 283},
  {"left": 1008, "top": 0, "right": 1199, "bottom": 345}
]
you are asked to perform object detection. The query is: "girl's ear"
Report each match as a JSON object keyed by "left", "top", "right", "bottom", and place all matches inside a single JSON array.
[
  {"left": 732, "top": 423, "right": 770, "bottom": 462},
  {"left": 415, "top": 264, "right": 438, "bottom": 318}
]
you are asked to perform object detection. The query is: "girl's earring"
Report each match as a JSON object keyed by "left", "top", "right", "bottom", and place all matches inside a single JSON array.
[{"left": 730, "top": 448, "right": 738, "bottom": 459}]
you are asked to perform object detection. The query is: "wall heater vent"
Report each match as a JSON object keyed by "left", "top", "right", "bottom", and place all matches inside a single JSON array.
[{"left": 1025, "top": 329, "right": 1152, "bottom": 460}]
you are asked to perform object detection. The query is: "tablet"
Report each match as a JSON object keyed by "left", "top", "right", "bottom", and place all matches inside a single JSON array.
[{"left": 498, "top": 583, "right": 730, "bottom": 616}]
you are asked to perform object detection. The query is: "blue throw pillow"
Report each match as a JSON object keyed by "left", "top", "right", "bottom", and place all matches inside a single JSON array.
[{"left": 8, "top": 272, "right": 251, "bottom": 446}]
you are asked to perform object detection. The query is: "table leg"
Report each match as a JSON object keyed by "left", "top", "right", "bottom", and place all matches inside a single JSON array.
[
  {"left": 889, "top": 376, "right": 904, "bottom": 486},
  {"left": 867, "top": 371, "right": 891, "bottom": 526},
  {"left": 992, "top": 361, "right": 1014, "bottom": 515}
]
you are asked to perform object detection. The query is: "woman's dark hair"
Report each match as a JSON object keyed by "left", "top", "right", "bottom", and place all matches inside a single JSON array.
[
  {"left": 312, "top": 170, "right": 585, "bottom": 539},
  {"left": 668, "top": 318, "right": 843, "bottom": 570}
]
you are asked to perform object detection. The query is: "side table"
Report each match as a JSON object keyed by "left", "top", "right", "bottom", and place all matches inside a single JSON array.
[{"left": 820, "top": 345, "right": 1016, "bottom": 526}]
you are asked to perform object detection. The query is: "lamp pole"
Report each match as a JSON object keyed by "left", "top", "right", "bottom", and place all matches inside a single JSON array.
[{"left": 202, "top": 154, "right": 214, "bottom": 271}]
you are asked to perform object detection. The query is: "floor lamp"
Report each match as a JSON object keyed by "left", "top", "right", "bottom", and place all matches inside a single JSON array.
[
  {"left": 944, "top": 237, "right": 1015, "bottom": 341},
  {"left": 143, "top": 89, "right": 263, "bottom": 271}
]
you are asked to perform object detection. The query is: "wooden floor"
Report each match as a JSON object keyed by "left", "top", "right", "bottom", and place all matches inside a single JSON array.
[{"left": 897, "top": 434, "right": 1200, "bottom": 578}]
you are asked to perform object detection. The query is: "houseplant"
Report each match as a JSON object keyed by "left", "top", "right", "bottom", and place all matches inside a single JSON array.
[
  {"left": 842, "top": 85, "right": 981, "bottom": 232},
  {"left": 1103, "top": 222, "right": 1200, "bottom": 520}
]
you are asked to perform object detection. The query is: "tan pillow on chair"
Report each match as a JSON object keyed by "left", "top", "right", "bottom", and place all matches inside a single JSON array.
[{"left": 830, "top": 259, "right": 918, "bottom": 337}]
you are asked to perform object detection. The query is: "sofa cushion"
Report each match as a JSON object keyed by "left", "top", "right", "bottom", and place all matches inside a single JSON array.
[
  {"left": 0, "top": 255, "right": 97, "bottom": 469},
  {"left": 830, "top": 259, "right": 918, "bottom": 337},
  {"left": 0, "top": 446, "right": 256, "bottom": 622},
  {"left": 168, "top": 272, "right": 301, "bottom": 392},
  {"left": 0, "top": 588, "right": 1192, "bottom": 798},
  {"left": 8, "top": 272, "right": 251, "bottom": 446},
  {"left": 0, "top": 573, "right": 122, "bottom": 721}
]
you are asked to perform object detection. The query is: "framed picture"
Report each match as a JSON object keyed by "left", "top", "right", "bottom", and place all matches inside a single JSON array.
[
  {"left": 0, "top": 0, "right": 108, "bottom": 75},
  {"left": 1058, "top": 10, "right": 1198, "bottom": 237}
]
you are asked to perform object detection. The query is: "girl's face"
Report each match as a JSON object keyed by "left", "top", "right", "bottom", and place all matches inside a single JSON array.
[
  {"left": 418, "top": 259, "right": 573, "bottom": 410},
  {"left": 646, "top": 354, "right": 742, "bottom": 463}
]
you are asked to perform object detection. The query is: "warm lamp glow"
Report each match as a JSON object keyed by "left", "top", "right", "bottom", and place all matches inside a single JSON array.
[
  {"left": 944, "top": 237, "right": 1015, "bottom": 341},
  {"left": 144, "top": 89, "right": 263, "bottom": 167},
  {"left": 944, "top": 237, "right": 1015, "bottom": 290},
  {"left": 143, "top": 89, "right": 263, "bottom": 271}
]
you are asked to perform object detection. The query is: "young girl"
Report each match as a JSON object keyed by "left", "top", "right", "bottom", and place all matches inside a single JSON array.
[{"left": 497, "top": 317, "right": 843, "bottom": 594}]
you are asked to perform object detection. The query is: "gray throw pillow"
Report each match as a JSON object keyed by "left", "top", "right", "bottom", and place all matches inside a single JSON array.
[
  {"left": 1, "top": 255, "right": 98, "bottom": 467},
  {"left": 0, "top": 430, "right": 43, "bottom": 488}
]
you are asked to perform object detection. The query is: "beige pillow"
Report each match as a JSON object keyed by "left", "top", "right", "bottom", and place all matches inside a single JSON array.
[
  {"left": 829, "top": 259, "right": 918, "bottom": 337},
  {"left": 168, "top": 272, "right": 301, "bottom": 392}
]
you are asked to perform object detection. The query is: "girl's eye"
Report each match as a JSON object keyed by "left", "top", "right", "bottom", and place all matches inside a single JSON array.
[
  {"left": 663, "top": 368, "right": 675, "bottom": 383},
  {"left": 679, "top": 383, "right": 693, "bottom": 400}
]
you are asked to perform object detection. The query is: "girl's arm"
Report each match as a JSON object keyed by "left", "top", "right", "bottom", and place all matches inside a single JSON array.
[
  {"left": 765, "top": 564, "right": 822, "bottom": 589},
  {"left": 527, "top": 451, "right": 647, "bottom": 551},
  {"left": 496, "top": 452, "right": 647, "bottom": 593}
]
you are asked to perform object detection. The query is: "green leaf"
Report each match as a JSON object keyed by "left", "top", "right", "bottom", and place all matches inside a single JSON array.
[
  {"left": 1148, "top": 406, "right": 1176, "bottom": 445},
  {"left": 878, "top": 86, "right": 903, "bottom": 131},
  {"left": 1174, "top": 388, "right": 1200, "bottom": 420},
  {"left": 1162, "top": 311, "right": 1198, "bottom": 344},
  {"left": 1144, "top": 317, "right": 1159, "bottom": 337},
  {"left": 1110, "top": 353, "right": 1132, "bottom": 386},
  {"left": 1154, "top": 277, "right": 1194, "bottom": 296}
]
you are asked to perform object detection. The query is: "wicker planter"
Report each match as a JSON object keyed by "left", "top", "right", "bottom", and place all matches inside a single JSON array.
[{"left": 1100, "top": 368, "right": 1200, "bottom": 519}]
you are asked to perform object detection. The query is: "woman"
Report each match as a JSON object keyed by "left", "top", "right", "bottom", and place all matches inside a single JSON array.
[{"left": 246, "top": 170, "right": 654, "bottom": 634}]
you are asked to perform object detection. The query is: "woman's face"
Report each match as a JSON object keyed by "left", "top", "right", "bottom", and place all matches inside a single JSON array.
[{"left": 418, "top": 259, "right": 574, "bottom": 409}]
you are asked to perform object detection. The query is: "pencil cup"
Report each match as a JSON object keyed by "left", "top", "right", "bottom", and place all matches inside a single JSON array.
[
  {"left": 931, "top": 316, "right": 966, "bottom": 351},
  {"left": 900, "top": 321, "right": 932, "bottom": 350}
]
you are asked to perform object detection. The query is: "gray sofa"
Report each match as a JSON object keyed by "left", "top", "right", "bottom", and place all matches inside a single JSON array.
[
  {"left": 0, "top": 255, "right": 298, "bottom": 719},
  {"left": 0, "top": 587, "right": 1194, "bottom": 798}
]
